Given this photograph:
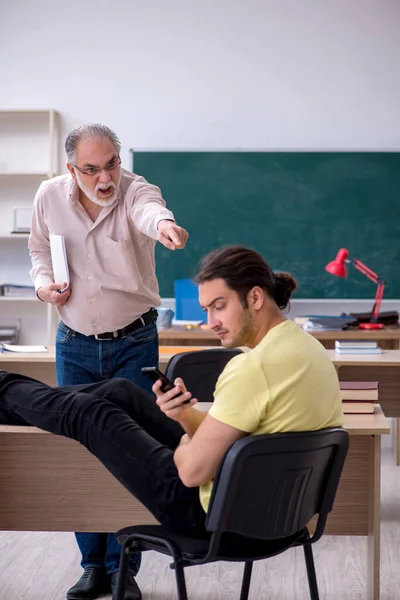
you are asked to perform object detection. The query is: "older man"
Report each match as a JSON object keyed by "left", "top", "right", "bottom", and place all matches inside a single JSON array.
[{"left": 28, "top": 123, "right": 188, "bottom": 600}]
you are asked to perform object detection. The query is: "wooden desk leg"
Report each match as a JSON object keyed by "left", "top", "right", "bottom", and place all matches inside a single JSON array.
[
  {"left": 367, "top": 435, "right": 381, "bottom": 600},
  {"left": 393, "top": 418, "right": 400, "bottom": 466}
]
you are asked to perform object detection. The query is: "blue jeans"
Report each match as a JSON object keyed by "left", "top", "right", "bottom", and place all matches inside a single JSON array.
[{"left": 56, "top": 319, "right": 159, "bottom": 575}]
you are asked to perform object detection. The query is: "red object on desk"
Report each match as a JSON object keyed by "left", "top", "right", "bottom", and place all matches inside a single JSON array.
[
  {"left": 325, "top": 248, "right": 385, "bottom": 330},
  {"left": 359, "top": 322, "right": 384, "bottom": 330}
]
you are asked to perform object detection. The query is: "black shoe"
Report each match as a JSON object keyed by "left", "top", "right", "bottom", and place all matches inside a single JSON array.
[
  {"left": 66, "top": 567, "right": 109, "bottom": 600},
  {"left": 111, "top": 570, "right": 142, "bottom": 600}
]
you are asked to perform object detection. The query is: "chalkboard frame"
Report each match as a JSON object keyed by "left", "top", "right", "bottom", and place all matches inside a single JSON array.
[{"left": 132, "top": 151, "right": 400, "bottom": 299}]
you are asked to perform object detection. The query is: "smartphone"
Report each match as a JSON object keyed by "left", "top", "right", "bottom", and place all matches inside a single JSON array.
[{"left": 141, "top": 367, "right": 191, "bottom": 404}]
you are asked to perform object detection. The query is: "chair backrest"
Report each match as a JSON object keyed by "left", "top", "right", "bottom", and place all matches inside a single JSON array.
[
  {"left": 206, "top": 428, "right": 349, "bottom": 540},
  {"left": 165, "top": 348, "right": 242, "bottom": 402}
]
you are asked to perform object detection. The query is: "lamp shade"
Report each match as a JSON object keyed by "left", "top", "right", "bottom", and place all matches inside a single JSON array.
[{"left": 325, "top": 248, "right": 349, "bottom": 278}]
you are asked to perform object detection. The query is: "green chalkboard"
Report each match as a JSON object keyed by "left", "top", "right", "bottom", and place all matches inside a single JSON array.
[{"left": 132, "top": 152, "right": 400, "bottom": 299}]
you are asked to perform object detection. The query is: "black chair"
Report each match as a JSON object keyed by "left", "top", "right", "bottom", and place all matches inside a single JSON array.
[
  {"left": 116, "top": 427, "right": 349, "bottom": 600},
  {"left": 165, "top": 348, "right": 242, "bottom": 402}
]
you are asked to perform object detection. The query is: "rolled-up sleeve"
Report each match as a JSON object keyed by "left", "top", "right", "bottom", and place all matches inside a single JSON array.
[
  {"left": 28, "top": 183, "right": 54, "bottom": 291},
  {"left": 127, "top": 176, "right": 175, "bottom": 238}
]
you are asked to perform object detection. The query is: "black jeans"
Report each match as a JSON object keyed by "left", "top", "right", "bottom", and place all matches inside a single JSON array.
[{"left": 0, "top": 372, "right": 207, "bottom": 537}]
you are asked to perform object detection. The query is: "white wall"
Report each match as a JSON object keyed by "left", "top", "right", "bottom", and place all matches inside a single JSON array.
[{"left": 1, "top": 0, "right": 400, "bottom": 170}]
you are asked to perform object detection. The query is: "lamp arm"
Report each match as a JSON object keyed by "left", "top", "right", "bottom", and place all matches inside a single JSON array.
[
  {"left": 351, "top": 259, "right": 385, "bottom": 321},
  {"left": 351, "top": 259, "right": 380, "bottom": 284},
  {"left": 371, "top": 282, "right": 385, "bottom": 321}
]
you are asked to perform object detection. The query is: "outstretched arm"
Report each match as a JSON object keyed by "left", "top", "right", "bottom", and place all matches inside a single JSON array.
[
  {"left": 127, "top": 176, "right": 188, "bottom": 249},
  {"left": 157, "top": 219, "right": 189, "bottom": 250}
]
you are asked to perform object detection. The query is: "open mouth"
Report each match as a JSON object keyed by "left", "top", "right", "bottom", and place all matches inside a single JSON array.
[{"left": 98, "top": 186, "right": 113, "bottom": 196}]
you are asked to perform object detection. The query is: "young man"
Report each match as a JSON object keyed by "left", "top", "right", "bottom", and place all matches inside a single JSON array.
[
  {"left": 29, "top": 123, "right": 188, "bottom": 600},
  {"left": 0, "top": 246, "right": 343, "bottom": 597}
]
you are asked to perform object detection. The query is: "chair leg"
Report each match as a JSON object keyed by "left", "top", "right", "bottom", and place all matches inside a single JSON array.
[
  {"left": 115, "top": 540, "right": 131, "bottom": 600},
  {"left": 172, "top": 555, "right": 189, "bottom": 600},
  {"left": 303, "top": 544, "right": 320, "bottom": 600},
  {"left": 239, "top": 562, "right": 253, "bottom": 600}
]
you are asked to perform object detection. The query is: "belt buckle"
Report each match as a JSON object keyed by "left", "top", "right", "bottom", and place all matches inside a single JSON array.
[{"left": 94, "top": 331, "right": 118, "bottom": 340}]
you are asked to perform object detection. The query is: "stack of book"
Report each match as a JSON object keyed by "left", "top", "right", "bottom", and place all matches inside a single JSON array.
[
  {"left": 340, "top": 381, "right": 378, "bottom": 414},
  {"left": 334, "top": 340, "right": 382, "bottom": 354}
]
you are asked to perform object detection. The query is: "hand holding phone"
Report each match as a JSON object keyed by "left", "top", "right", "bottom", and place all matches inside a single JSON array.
[{"left": 141, "top": 367, "right": 191, "bottom": 404}]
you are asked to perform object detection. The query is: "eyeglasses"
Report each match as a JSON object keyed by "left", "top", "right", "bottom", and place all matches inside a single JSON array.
[{"left": 74, "top": 155, "right": 121, "bottom": 177}]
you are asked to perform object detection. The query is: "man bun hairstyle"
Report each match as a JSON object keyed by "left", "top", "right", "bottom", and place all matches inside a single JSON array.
[
  {"left": 273, "top": 272, "right": 297, "bottom": 310},
  {"left": 195, "top": 245, "right": 297, "bottom": 311}
]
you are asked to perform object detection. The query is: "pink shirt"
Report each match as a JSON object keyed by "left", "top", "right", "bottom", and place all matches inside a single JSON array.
[{"left": 29, "top": 169, "right": 174, "bottom": 336}]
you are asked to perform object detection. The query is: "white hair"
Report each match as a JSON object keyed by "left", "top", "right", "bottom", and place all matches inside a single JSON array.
[{"left": 65, "top": 123, "right": 121, "bottom": 164}]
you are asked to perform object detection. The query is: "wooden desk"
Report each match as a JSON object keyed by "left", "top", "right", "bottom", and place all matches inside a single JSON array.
[
  {"left": 327, "top": 348, "right": 400, "bottom": 367},
  {"left": 3, "top": 326, "right": 399, "bottom": 384},
  {"left": 158, "top": 327, "right": 221, "bottom": 346},
  {"left": 0, "top": 407, "right": 389, "bottom": 600},
  {"left": 159, "top": 345, "right": 400, "bottom": 370},
  {"left": 159, "top": 345, "right": 400, "bottom": 463},
  {"left": 326, "top": 349, "right": 400, "bottom": 464},
  {"left": 159, "top": 345, "right": 216, "bottom": 368},
  {"left": 0, "top": 345, "right": 215, "bottom": 386},
  {"left": 0, "top": 346, "right": 210, "bottom": 387},
  {"left": 2, "top": 343, "right": 400, "bottom": 462},
  {"left": 0, "top": 347, "right": 56, "bottom": 386},
  {"left": 312, "top": 327, "right": 400, "bottom": 349},
  {"left": 158, "top": 325, "right": 400, "bottom": 349}
]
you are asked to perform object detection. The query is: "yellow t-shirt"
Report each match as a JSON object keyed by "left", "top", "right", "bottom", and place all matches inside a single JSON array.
[{"left": 199, "top": 319, "right": 343, "bottom": 511}]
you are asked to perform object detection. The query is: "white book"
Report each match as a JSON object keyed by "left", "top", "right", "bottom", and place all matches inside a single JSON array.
[
  {"left": 335, "top": 347, "right": 382, "bottom": 354},
  {"left": 335, "top": 340, "right": 378, "bottom": 349},
  {"left": 172, "top": 320, "right": 204, "bottom": 327},
  {"left": 49, "top": 233, "right": 70, "bottom": 292},
  {"left": 1, "top": 344, "right": 47, "bottom": 353},
  {"left": 303, "top": 321, "right": 343, "bottom": 331}
]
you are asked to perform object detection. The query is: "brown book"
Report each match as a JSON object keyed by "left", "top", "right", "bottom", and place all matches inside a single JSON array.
[
  {"left": 342, "top": 401, "right": 375, "bottom": 414},
  {"left": 339, "top": 381, "right": 378, "bottom": 401}
]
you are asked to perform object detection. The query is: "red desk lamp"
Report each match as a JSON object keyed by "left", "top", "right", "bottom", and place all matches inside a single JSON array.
[{"left": 325, "top": 248, "right": 385, "bottom": 330}]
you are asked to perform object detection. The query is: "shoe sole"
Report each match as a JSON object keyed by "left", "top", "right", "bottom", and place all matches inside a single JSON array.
[
  {"left": 66, "top": 596, "right": 99, "bottom": 600},
  {"left": 66, "top": 590, "right": 108, "bottom": 600}
]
